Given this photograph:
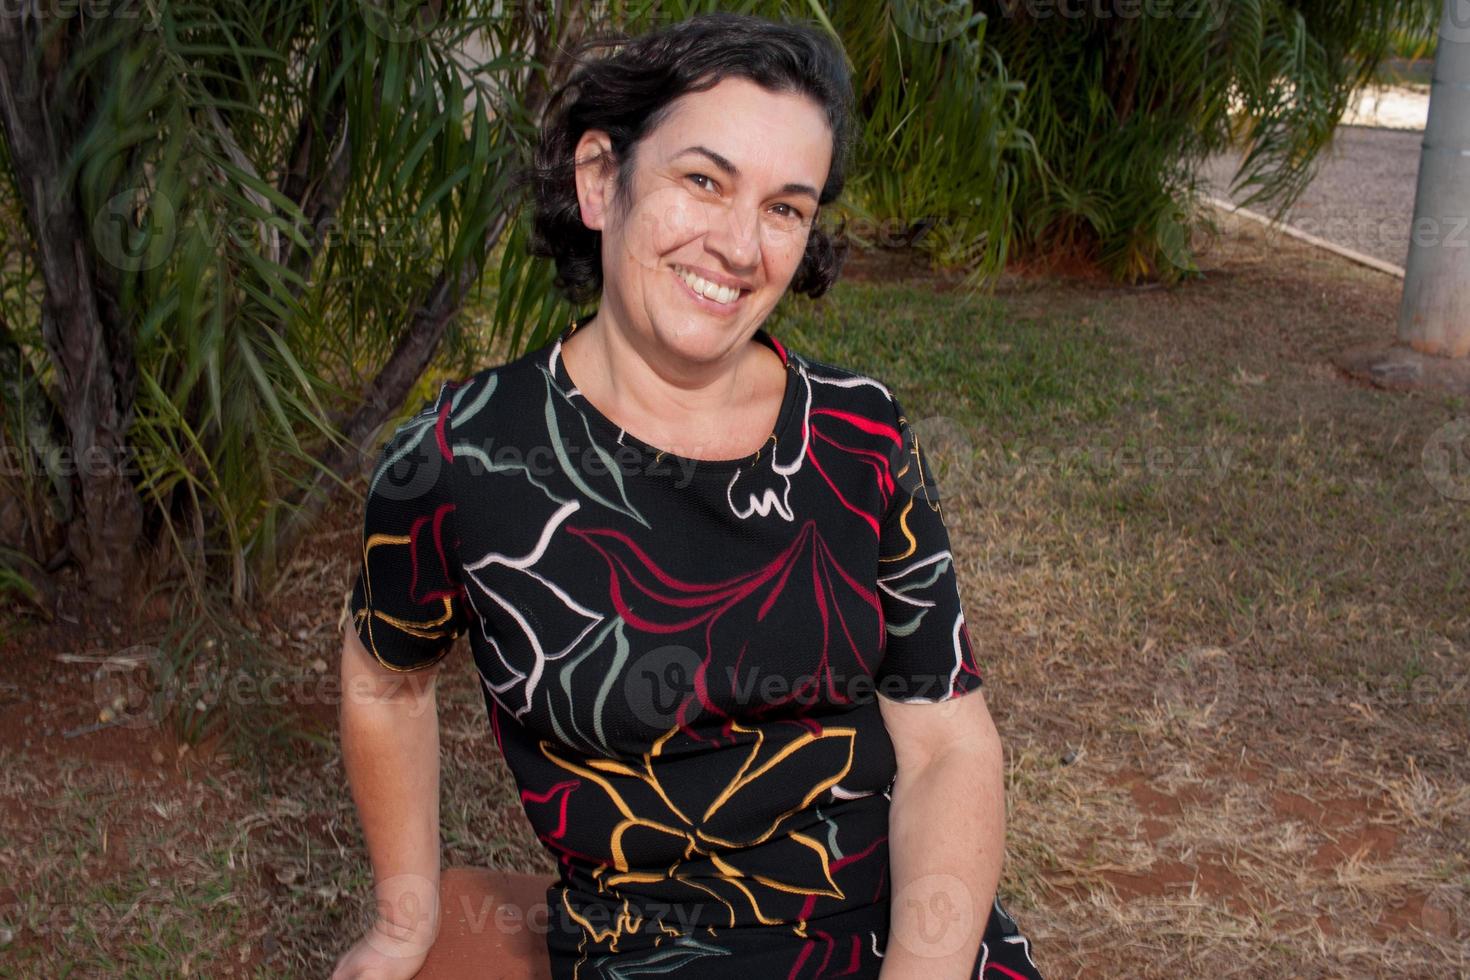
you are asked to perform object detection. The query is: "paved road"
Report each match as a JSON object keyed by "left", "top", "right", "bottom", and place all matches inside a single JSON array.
[{"left": 1198, "top": 125, "right": 1424, "bottom": 269}]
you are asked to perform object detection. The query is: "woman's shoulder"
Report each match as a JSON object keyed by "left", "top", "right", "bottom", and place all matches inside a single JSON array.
[
  {"left": 786, "top": 347, "right": 905, "bottom": 421},
  {"left": 427, "top": 337, "right": 559, "bottom": 428}
]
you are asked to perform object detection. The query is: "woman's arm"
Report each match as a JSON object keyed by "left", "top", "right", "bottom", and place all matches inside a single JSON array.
[
  {"left": 334, "top": 626, "right": 444, "bottom": 977},
  {"left": 877, "top": 688, "right": 1006, "bottom": 980}
]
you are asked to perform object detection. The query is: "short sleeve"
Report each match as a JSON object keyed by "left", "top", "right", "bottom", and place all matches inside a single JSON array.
[
  {"left": 873, "top": 394, "right": 984, "bottom": 703},
  {"left": 345, "top": 382, "right": 471, "bottom": 672}
]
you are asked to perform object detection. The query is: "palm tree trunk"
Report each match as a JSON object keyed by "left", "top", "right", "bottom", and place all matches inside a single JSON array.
[{"left": 0, "top": 15, "right": 144, "bottom": 608}]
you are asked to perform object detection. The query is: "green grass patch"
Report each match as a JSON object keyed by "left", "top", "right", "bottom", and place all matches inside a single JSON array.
[{"left": 775, "top": 281, "right": 1144, "bottom": 435}]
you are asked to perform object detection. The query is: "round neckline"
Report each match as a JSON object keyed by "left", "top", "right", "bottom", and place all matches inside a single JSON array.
[{"left": 549, "top": 310, "right": 801, "bottom": 477}]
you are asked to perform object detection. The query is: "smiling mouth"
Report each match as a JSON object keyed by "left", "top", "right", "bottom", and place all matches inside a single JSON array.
[{"left": 672, "top": 264, "right": 750, "bottom": 307}]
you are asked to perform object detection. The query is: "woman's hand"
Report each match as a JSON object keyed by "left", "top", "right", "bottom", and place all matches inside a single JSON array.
[
  {"left": 330, "top": 915, "right": 436, "bottom": 980},
  {"left": 336, "top": 627, "right": 445, "bottom": 978}
]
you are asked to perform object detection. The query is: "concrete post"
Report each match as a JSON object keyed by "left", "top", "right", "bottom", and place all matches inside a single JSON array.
[{"left": 1398, "top": 0, "right": 1470, "bottom": 358}]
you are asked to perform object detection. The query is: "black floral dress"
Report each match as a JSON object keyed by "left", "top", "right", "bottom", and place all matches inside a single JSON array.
[{"left": 347, "top": 313, "right": 1043, "bottom": 979}]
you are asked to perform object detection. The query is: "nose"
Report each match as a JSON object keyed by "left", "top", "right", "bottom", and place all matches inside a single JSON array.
[{"left": 704, "top": 200, "right": 760, "bottom": 274}]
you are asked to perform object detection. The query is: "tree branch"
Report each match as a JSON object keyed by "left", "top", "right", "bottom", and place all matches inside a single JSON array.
[
  {"left": 276, "top": 32, "right": 352, "bottom": 314},
  {"left": 269, "top": 6, "right": 591, "bottom": 578},
  {"left": 271, "top": 208, "right": 508, "bottom": 572}
]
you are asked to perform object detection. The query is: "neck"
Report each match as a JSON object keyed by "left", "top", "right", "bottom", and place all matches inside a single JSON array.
[{"left": 574, "top": 308, "right": 770, "bottom": 428}]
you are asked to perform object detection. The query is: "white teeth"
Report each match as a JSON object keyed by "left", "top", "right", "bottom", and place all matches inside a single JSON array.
[{"left": 675, "top": 265, "right": 741, "bottom": 305}]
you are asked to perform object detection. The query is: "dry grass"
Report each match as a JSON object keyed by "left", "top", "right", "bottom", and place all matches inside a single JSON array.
[
  {"left": 1, "top": 210, "right": 1466, "bottom": 977},
  {"left": 918, "top": 214, "right": 1470, "bottom": 977},
  {"left": 0, "top": 746, "right": 261, "bottom": 975}
]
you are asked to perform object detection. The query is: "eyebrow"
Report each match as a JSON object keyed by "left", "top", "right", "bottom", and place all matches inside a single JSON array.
[{"left": 673, "top": 145, "right": 821, "bottom": 203}]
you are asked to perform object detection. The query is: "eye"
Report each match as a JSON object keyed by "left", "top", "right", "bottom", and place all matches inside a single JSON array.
[
  {"left": 687, "top": 173, "right": 716, "bottom": 192},
  {"left": 771, "top": 203, "right": 804, "bottom": 220}
]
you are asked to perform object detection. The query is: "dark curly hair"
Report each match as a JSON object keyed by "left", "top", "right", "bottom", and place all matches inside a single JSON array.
[{"left": 508, "top": 11, "right": 855, "bottom": 305}]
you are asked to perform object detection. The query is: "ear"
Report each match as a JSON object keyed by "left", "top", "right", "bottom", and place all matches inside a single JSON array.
[{"left": 573, "top": 129, "right": 617, "bottom": 232}]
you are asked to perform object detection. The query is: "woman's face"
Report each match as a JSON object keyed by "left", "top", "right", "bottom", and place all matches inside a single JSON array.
[{"left": 574, "top": 75, "right": 833, "bottom": 368}]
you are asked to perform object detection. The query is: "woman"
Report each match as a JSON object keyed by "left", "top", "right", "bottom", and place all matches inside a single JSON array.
[{"left": 333, "top": 11, "right": 1041, "bottom": 980}]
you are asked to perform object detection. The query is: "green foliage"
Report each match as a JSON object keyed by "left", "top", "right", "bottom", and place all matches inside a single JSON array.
[
  {"left": 3, "top": 1, "right": 535, "bottom": 603},
  {"left": 979, "top": 0, "right": 1440, "bottom": 282},
  {"left": 0, "top": 0, "right": 1442, "bottom": 614},
  {"left": 824, "top": 1, "right": 1034, "bottom": 291}
]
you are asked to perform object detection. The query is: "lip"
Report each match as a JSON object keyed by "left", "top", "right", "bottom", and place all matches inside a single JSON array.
[{"left": 671, "top": 265, "right": 749, "bottom": 313}]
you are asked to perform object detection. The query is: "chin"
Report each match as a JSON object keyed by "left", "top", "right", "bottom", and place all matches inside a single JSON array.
[
  {"left": 647, "top": 316, "right": 737, "bottom": 363},
  {"left": 650, "top": 292, "right": 760, "bottom": 355}
]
